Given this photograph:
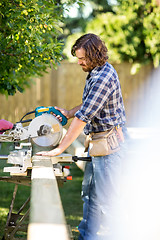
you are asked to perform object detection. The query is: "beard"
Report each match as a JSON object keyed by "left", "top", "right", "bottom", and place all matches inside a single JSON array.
[{"left": 80, "top": 64, "right": 93, "bottom": 72}]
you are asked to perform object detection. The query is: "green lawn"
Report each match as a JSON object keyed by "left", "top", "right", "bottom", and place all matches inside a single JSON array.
[
  {"left": 59, "top": 163, "right": 84, "bottom": 239},
  {"left": 0, "top": 143, "right": 84, "bottom": 240}
]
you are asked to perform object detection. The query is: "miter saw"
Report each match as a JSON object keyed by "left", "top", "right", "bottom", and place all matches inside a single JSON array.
[
  {"left": 0, "top": 106, "right": 71, "bottom": 176},
  {"left": 0, "top": 106, "right": 67, "bottom": 145}
]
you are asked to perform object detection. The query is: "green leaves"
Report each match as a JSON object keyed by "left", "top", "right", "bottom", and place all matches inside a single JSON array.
[
  {"left": 0, "top": 0, "right": 81, "bottom": 95},
  {"left": 64, "top": 0, "right": 160, "bottom": 73}
]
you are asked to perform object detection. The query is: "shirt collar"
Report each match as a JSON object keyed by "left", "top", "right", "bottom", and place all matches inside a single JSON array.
[{"left": 89, "top": 62, "right": 107, "bottom": 77}]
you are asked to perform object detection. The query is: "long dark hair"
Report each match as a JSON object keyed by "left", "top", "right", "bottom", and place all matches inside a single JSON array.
[{"left": 71, "top": 33, "right": 109, "bottom": 68}]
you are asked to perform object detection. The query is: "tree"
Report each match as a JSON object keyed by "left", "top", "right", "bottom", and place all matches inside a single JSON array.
[
  {"left": 62, "top": 0, "right": 114, "bottom": 36},
  {"left": 0, "top": 0, "right": 83, "bottom": 95},
  {"left": 64, "top": 0, "right": 160, "bottom": 73}
]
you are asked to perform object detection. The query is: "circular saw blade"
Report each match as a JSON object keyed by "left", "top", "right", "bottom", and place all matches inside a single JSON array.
[{"left": 28, "top": 114, "right": 63, "bottom": 147}]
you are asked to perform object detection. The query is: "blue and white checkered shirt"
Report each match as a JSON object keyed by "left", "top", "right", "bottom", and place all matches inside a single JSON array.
[{"left": 75, "top": 62, "right": 126, "bottom": 135}]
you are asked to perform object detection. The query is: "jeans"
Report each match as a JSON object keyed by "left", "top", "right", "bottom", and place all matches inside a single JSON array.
[{"left": 78, "top": 129, "right": 128, "bottom": 240}]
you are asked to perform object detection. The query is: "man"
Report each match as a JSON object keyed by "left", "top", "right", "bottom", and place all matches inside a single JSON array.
[{"left": 37, "top": 33, "right": 128, "bottom": 239}]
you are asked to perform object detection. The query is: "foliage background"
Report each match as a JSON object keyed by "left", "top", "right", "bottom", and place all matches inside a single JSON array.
[
  {"left": 0, "top": 0, "right": 83, "bottom": 95},
  {"left": 64, "top": 0, "right": 160, "bottom": 74}
]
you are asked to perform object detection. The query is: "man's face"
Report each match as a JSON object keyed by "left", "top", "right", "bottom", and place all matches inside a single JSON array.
[{"left": 75, "top": 48, "right": 93, "bottom": 72}]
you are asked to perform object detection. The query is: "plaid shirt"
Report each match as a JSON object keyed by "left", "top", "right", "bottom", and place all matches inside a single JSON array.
[{"left": 75, "top": 62, "right": 126, "bottom": 135}]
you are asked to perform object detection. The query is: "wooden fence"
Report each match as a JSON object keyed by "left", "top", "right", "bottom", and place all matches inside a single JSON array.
[{"left": 0, "top": 61, "right": 154, "bottom": 126}]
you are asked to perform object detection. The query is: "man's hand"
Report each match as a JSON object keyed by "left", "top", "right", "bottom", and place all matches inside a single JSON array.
[
  {"left": 36, "top": 147, "right": 63, "bottom": 157},
  {"left": 53, "top": 106, "right": 70, "bottom": 123},
  {"left": 53, "top": 104, "right": 82, "bottom": 122}
]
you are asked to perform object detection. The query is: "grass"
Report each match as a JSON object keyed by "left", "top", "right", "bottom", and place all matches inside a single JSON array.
[
  {"left": 0, "top": 143, "right": 84, "bottom": 240},
  {"left": 59, "top": 164, "right": 84, "bottom": 239}
]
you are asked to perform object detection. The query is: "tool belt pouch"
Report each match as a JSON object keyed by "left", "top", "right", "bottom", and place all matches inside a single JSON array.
[{"left": 89, "top": 128, "right": 120, "bottom": 157}]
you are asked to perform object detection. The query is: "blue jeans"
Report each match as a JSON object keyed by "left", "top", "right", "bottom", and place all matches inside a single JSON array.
[{"left": 78, "top": 130, "right": 128, "bottom": 240}]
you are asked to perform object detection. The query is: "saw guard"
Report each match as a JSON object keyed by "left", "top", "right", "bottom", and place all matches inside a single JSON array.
[{"left": 28, "top": 114, "right": 63, "bottom": 147}]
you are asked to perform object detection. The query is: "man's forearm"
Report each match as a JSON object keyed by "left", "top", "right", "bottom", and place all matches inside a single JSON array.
[
  {"left": 58, "top": 116, "right": 86, "bottom": 152},
  {"left": 68, "top": 104, "right": 82, "bottom": 119}
]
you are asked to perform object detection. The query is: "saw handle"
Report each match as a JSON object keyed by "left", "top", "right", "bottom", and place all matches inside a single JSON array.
[
  {"left": 50, "top": 107, "right": 68, "bottom": 126},
  {"left": 35, "top": 106, "right": 68, "bottom": 126}
]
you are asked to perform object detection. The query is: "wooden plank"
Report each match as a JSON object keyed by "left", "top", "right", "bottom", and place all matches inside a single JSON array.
[
  {"left": 27, "top": 155, "right": 70, "bottom": 240},
  {"left": 0, "top": 155, "right": 8, "bottom": 159}
]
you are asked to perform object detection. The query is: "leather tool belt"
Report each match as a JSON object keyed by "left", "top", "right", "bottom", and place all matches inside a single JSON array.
[{"left": 84, "top": 127, "right": 123, "bottom": 157}]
